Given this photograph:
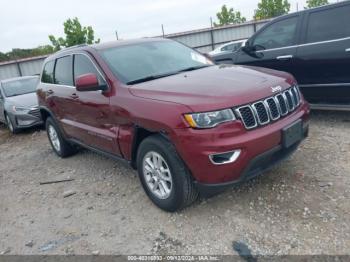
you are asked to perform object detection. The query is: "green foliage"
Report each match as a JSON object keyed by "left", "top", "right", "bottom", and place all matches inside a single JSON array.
[
  {"left": 214, "top": 5, "right": 247, "bottom": 27},
  {"left": 0, "top": 45, "right": 55, "bottom": 63},
  {"left": 0, "top": 52, "right": 8, "bottom": 62},
  {"left": 49, "top": 17, "right": 100, "bottom": 51},
  {"left": 254, "top": 0, "right": 291, "bottom": 19},
  {"left": 305, "top": 0, "right": 329, "bottom": 8}
]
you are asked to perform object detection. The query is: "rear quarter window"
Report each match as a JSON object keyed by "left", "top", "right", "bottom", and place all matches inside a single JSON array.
[
  {"left": 306, "top": 5, "right": 350, "bottom": 43},
  {"left": 41, "top": 60, "right": 55, "bottom": 84}
]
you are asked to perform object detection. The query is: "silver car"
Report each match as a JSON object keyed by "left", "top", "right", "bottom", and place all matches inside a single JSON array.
[{"left": 0, "top": 76, "right": 43, "bottom": 133}]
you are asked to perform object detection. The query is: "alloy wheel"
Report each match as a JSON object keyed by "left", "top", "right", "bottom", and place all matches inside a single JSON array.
[
  {"left": 48, "top": 125, "right": 61, "bottom": 152},
  {"left": 142, "top": 151, "right": 173, "bottom": 200}
]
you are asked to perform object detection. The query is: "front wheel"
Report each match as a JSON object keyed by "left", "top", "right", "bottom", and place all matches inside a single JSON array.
[
  {"left": 5, "top": 113, "right": 19, "bottom": 134},
  {"left": 136, "top": 135, "right": 198, "bottom": 212}
]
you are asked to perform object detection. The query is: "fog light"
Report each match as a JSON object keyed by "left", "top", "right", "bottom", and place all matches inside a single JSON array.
[
  {"left": 17, "top": 119, "right": 35, "bottom": 126},
  {"left": 209, "top": 150, "right": 241, "bottom": 165}
]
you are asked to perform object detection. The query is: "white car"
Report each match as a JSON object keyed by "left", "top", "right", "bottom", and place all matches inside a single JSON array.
[{"left": 208, "top": 39, "right": 247, "bottom": 56}]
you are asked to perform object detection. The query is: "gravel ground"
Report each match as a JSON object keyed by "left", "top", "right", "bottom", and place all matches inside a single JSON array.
[{"left": 0, "top": 111, "right": 349, "bottom": 256}]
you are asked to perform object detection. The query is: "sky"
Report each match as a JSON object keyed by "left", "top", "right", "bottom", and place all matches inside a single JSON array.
[{"left": 0, "top": 0, "right": 310, "bottom": 53}]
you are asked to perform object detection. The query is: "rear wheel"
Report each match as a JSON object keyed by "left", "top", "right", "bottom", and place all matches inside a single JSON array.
[
  {"left": 46, "top": 117, "right": 78, "bottom": 158},
  {"left": 5, "top": 113, "right": 19, "bottom": 134},
  {"left": 137, "top": 135, "right": 198, "bottom": 212}
]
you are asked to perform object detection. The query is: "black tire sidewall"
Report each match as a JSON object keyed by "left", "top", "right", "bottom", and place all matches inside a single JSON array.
[
  {"left": 137, "top": 136, "right": 190, "bottom": 212},
  {"left": 5, "top": 113, "right": 18, "bottom": 134}
]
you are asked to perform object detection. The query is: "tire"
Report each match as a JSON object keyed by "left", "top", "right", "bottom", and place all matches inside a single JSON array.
[
  {"left": 5, "top": 113, "right": 19, "bottom": 134},
  {"left": 46, "top": 117, "right": 78, "bottom": 158},
  {"left": 136, "top": 134, "right": 198, "bottom": 212}
]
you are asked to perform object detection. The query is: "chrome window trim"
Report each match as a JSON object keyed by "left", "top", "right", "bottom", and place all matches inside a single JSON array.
[
  {"left": 299, "top": 83, "right": 350, "bottom": 88},
  {"left": 256, "top": 36, "right": 350, "bottom": 53},
  {"left": 235, "top": 105, "right": 258, "bottom": 130},
  {"left": 252, "top": 101, "right": 270, "bottom": 125},
  {"left": 264, "top": 98, "right": 281, "bottom": 121},
  {"left": 39, "top": 52, "right": 108, "bottom": 90}
]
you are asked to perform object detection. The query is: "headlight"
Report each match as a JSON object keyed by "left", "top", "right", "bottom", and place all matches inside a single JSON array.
[
  {"left": 184, "top": 109, "right": 236, "bottom": 129},
  {"left": 12, "top": 106, "right": 30, "bottom": 113}
]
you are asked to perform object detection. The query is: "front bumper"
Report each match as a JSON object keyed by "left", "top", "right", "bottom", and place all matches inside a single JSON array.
[
  {"left": 171, "top": 102, "right": 310, "bottom": 186},
  {"left": 11, "top": 111, "right": 43, "bottom": 129}
]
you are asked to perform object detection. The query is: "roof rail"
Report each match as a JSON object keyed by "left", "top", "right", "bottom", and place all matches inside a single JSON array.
[{"left": 56, "top": 44, "right": 89, "bottom": 53}]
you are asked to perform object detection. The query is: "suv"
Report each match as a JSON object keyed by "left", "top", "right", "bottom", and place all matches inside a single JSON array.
[
  {"left": 37, "top": 38, "right": 310, "bottom": 211},
  {"left": 211, "top": 1, "right": 350, "bottom": 110}
]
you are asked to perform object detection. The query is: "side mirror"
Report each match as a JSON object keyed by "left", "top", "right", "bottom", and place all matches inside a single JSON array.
[{"left": 75, "top": 73, "right": 107, "bottom": 92}]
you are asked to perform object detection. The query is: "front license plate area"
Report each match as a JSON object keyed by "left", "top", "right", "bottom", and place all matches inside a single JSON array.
[{"left": 282, "top": 120, "right": 303, "bottom": 148}]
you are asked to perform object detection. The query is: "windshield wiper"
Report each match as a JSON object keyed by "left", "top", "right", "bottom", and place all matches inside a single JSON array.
[
  {"left": 177, "top": 65, "right": 211, "bottom": 73},
  {"left": 126, "top": 65, "right": 211, "bottom": 85},
  {"left": 126, "top": 72, "right": 178, "bottom": 85}
]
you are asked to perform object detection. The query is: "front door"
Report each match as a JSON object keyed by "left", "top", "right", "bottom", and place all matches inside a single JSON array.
[
  {"left": 72, "top": 53, "right": 120, "bottom": 155},
  {"left": 235, "top": 15, "right": 301, "bottom": 79}
]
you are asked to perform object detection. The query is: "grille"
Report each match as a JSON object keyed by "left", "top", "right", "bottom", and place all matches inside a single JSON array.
[
  {"left": 236, "top": 86, "right": 301, "bottom": 130},
  {"left": 276, "top": 94, "right": 288, "bottom": 116},
  {"left": 236, "top": 106, "right": 257, "bottom": 129},
  {"left": 253, "top": 102, "right": 269, "bottom": 125},
  {"left": 28, "top": 108, "right": 41, "bottom": 118},
  {"left": 265, "top": 97, "right": 280, "bottom": 120}
]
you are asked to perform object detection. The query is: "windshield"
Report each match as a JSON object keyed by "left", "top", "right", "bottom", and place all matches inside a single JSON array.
[
  {"left": 2, "top": 77, "right": 38, "bottom": 97},
  {"left": 99, "top": 40, "right": 213, "bottom": 84}
]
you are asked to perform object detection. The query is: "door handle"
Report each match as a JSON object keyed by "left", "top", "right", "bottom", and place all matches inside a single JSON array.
[
  {"left": 70, "top": 93, "right": 79, "bottom": 99},
  {"left": 47, "top": 89, "right": 54, "bottom": 95},
  {"left": 276, "top": 55, "right": 293, "bottom": 60},
  {"left": 346, "top": 48, "right": 350, "bottom": 52}
]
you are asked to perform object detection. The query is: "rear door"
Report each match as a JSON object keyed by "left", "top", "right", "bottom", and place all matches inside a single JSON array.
[
  {"left": 295, "top": 3, "right": 350, "bottom": 104},
  {"left": 52, "top": 55, "right": 78, "bottom": 137},
  {"left": 235, "top": 15, "right": 301, "bottom": 77}
]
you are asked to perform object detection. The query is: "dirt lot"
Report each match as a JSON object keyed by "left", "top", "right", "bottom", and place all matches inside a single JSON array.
[{"left": 0, "top": 111, "right": 349, "bottom": 256}]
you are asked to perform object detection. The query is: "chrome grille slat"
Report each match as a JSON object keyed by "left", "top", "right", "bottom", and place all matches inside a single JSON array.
[
  {"left": 252, "top": 101, "right": 270, "bottom": 125},
  {"left": 236, "top": 86, "right": 301, "bottom": 130},
  {"left": 236, "top": 105, "right": 257, "bottom": 129}
]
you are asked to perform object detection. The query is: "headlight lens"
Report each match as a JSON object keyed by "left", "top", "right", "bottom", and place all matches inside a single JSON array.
[
  {"left": 184, "top": 109, "right": 236, "bottom": 128},
  {"left": 12, "top": 106, "right": 30, "bottom": 113}
]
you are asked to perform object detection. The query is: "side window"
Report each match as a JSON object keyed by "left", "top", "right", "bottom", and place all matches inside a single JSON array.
[
  {"left": 222, "top": 44, "right": 234, "bottom": 52},
  {"left": 73, "top": 54, "right": 105, "bottom": 85},
  {"left": 253, "top": 16, "right": 298, "bottom": 50},
  {"left": 306, "top": 5, "right": 350, "bottom": 43},
  {"left": 54, "top": 56, "right": 73, "bottom": 86},
  {"left": 41, "top": 60, "right": 55, "bottom": 84}
]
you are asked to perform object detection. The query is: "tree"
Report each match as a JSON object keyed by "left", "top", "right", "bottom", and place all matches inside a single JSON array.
[
  {"left": 305, "top": 0, "right": 329, "bottom": 8},
  {"left": 254, "top": 0, "right": 290, "bottom": 20},
  {"left": 0, "top": 52, "right": 8, "bottom": 62},
  {"left": 49, "top": 17, "right": 100, "bottom": 51},
  {"left": 214, "top": 5, "right": 246, "bottom": 27}
]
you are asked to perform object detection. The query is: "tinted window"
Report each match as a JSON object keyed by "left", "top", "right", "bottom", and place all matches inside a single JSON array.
[
  {"left": 41, "top": 60, "right": 55, "bottom": 84},
  {"left": 73, "top": 54, "right": 105, "bottom": 85},
  {"left": 253, "top": 16, "right": 298, "bottom": 50},
  {"left": 54, "top": 56, "right": 73, "bottom": 86},
  {"left": 306, "top": 5, "right": 350, "bottom": 43},
  {"left": 1, "top": 77, "right": 39, "bottom": 97},
  {"left": 99, "top": 40, "right": 213, "bottom": 84}
]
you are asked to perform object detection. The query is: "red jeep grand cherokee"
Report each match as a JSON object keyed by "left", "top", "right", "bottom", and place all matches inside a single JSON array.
[{"left": 37, "top": 38, "right": 310, "bottom": 211}]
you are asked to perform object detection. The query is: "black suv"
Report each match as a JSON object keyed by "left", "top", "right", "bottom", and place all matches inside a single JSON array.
[{"left": 211, "top": 1, "right": 350, "bottom": 110}]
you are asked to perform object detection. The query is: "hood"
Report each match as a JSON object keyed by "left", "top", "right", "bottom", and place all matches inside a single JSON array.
[
  {"left": 128, "top": 65, "right": 295, "bottom": 112},
  {"left": 5, "top": 92, "right": 38, "bottom": 108}
]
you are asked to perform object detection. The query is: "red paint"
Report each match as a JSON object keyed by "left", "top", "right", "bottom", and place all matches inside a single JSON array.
[{"left": 38, "top": 39, "right": 310, "bottom": 185}]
